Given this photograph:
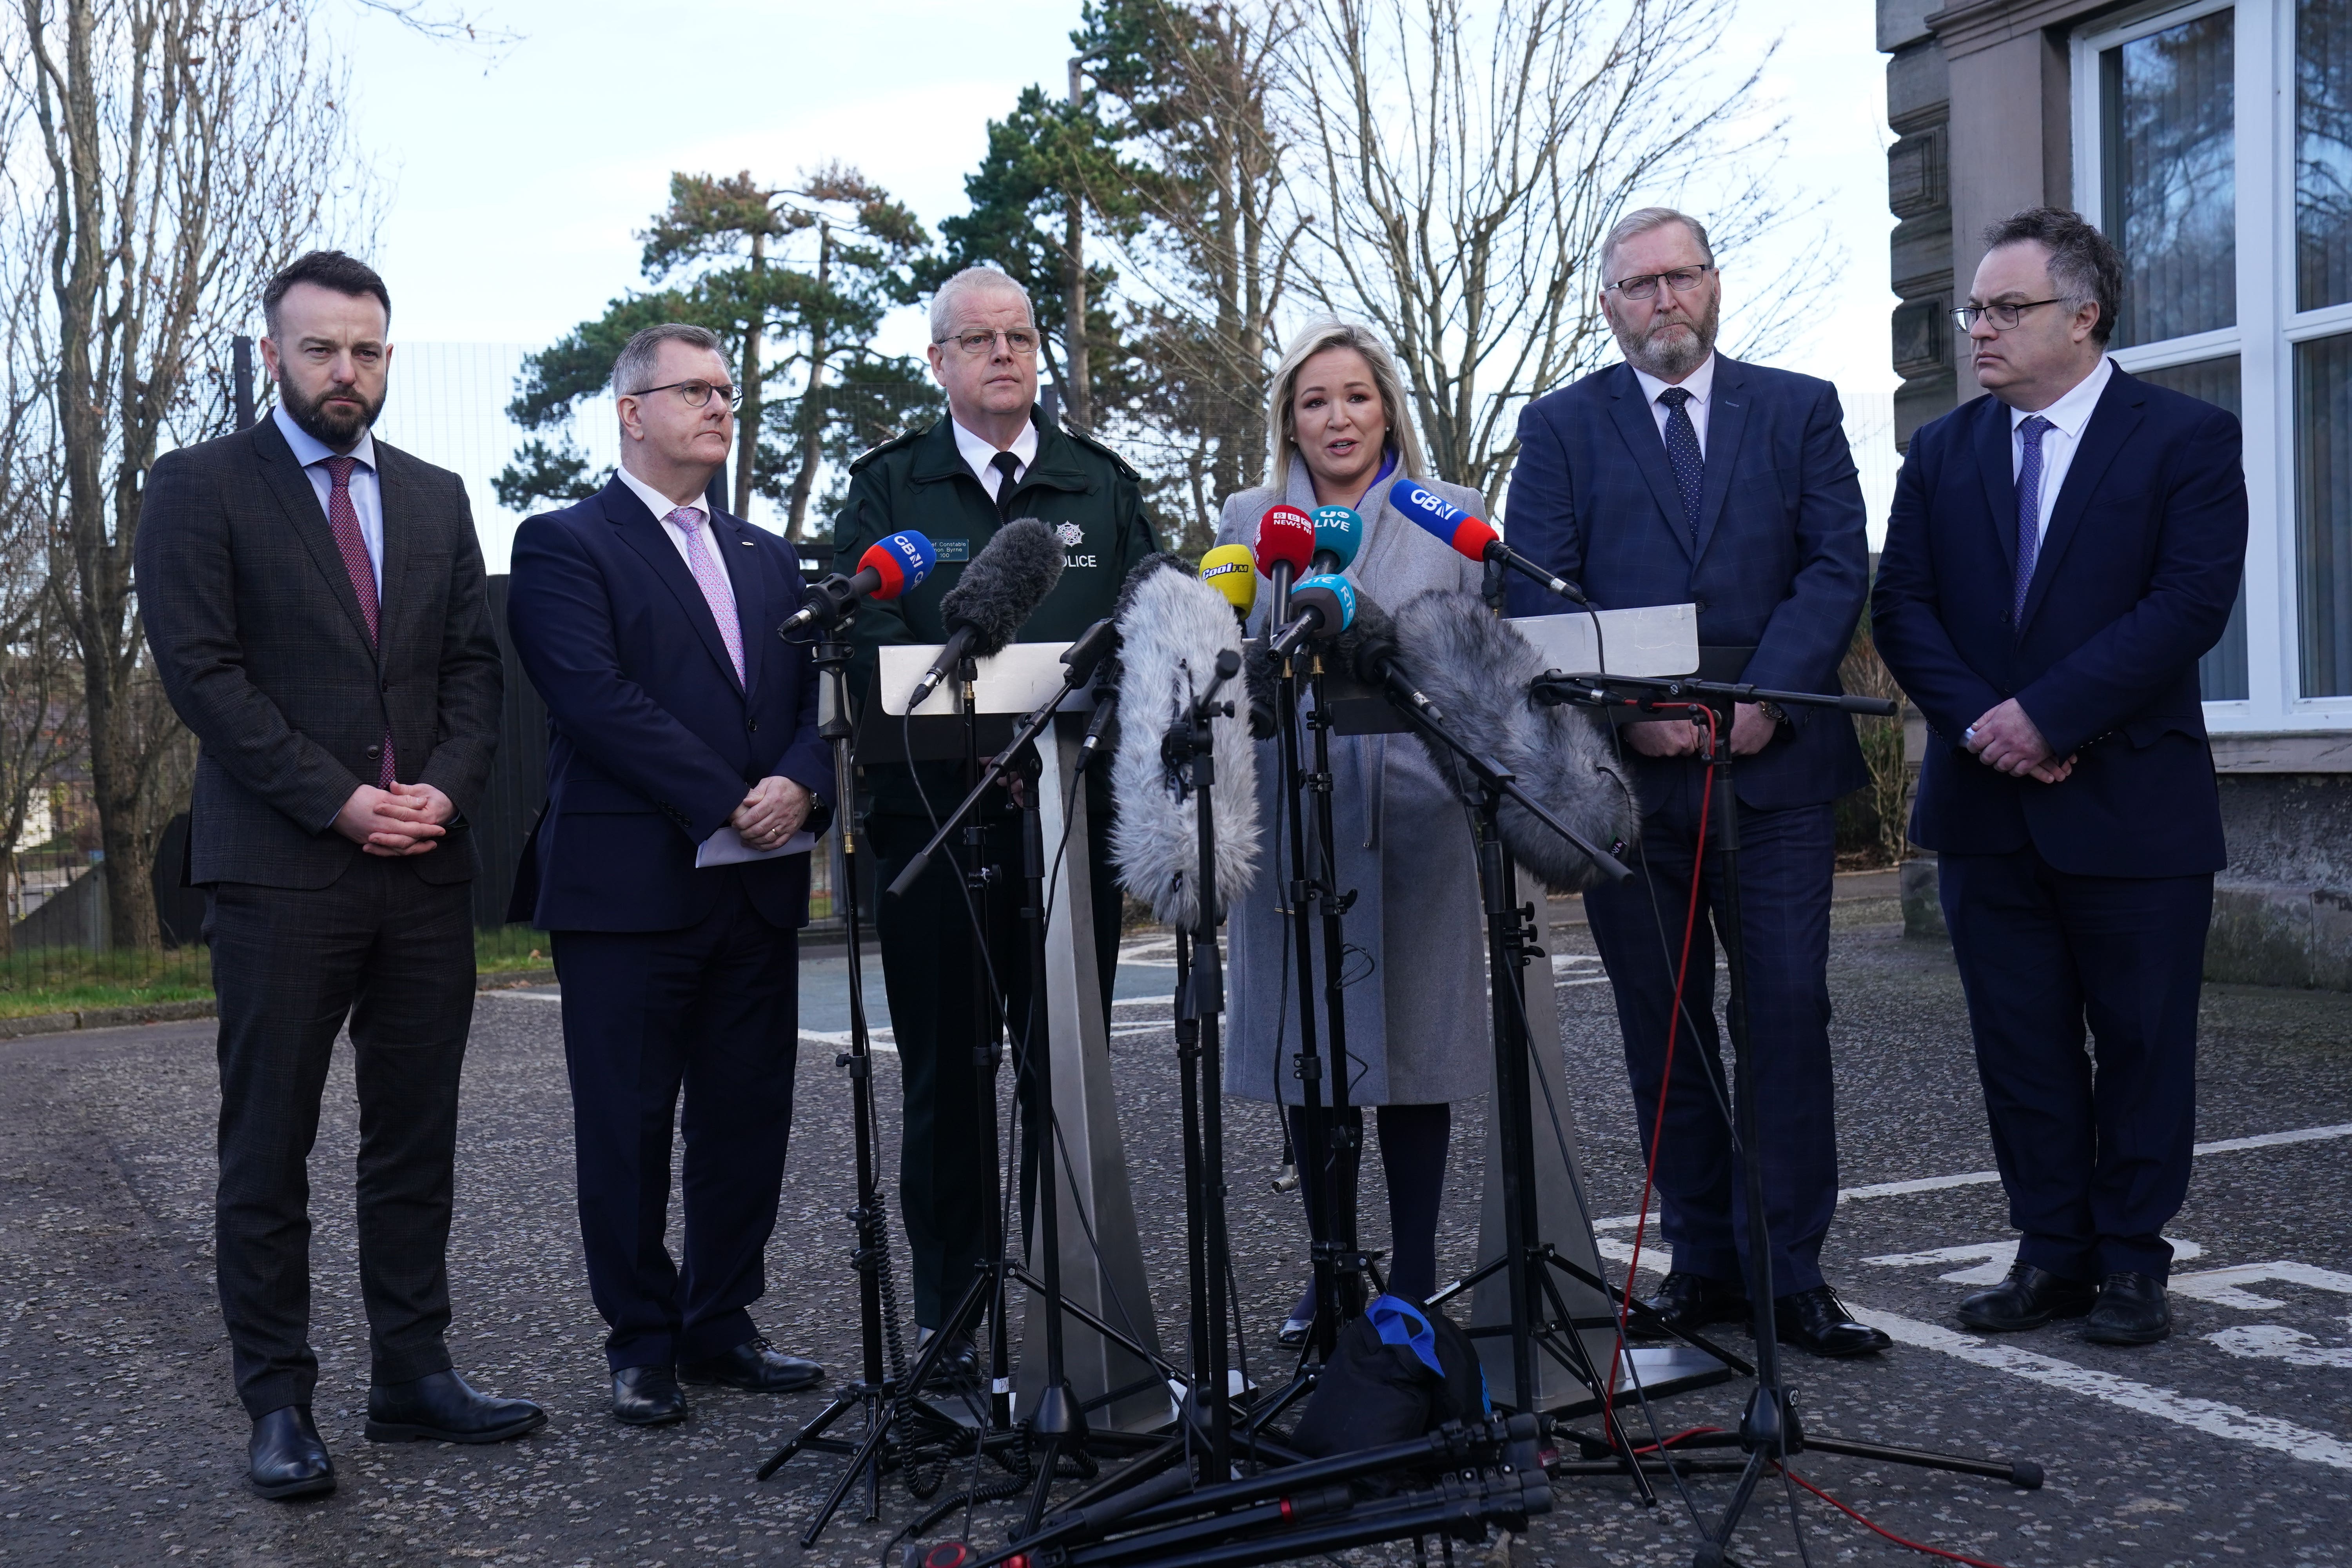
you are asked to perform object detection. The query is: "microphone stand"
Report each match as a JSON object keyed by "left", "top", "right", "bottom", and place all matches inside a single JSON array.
[{"left": 1530, "top": 671, "right": 2040, "bottom": 1566}]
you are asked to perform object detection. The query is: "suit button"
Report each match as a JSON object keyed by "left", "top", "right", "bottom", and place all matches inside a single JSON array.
[
  {"left": 1693, "top": 599, "right": 1710, "bottom": 613},
  {"left": 365, "top": 744, "right": 381, "bottom": 758},
  {"left": 748, "top": 719, "right": 759, "bottom": 733}
]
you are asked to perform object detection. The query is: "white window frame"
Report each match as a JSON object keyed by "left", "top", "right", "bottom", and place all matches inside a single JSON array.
[{"left": 2074, "top": 0, "right": 2352, "bottom": 734}]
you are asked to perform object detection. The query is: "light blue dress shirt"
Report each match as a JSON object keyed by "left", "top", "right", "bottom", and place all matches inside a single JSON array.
[{"left": 272, "top": 403, "right": 383, "bottom": 593}]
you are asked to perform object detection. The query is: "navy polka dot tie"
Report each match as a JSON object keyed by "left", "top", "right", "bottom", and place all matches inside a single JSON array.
[{"left": 1658, "top": 387, "right": 1704, "bottom": 546}]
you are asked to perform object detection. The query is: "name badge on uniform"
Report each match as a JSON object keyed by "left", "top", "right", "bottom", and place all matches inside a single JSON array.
[{"left": 935, "top": 539, "right": 970, "bottom": 563}]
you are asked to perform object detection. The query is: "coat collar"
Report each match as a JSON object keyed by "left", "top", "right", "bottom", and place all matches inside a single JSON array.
[
  {"left": 908, "top": 407, "right": 1091, "bottom": 505},
  {"left": 1690, "top": 355, "right": 1750, "bottom": 563},
  {"left": 250, "top": 413, "right": 383, "bottom": 658},
  {"left": 597, "top": 475, "right": 764, "bottom": 698}
]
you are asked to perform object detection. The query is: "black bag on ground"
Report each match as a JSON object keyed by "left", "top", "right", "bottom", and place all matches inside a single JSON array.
[{"left": 1290, "top": 1296, "right": 1489, "bottom": 1458}]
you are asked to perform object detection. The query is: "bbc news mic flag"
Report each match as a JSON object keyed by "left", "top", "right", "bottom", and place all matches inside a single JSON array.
[
  {"left": 1253, "top": 506, "right": 1316, "bottom": 581},
  {"left": 1109, "top": 566, "right": 1260, "bottom": 927}
]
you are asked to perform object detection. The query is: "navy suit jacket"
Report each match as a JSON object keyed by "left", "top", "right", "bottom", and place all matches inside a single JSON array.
[
  {"left": 1871, "top": 367, "right": 2245, "bottom": 878},
  {"left": 504, "top": 477, "right": 830, "bottom": 931},
  {"left": 1503, "top": 356, "right": 1870, "bottom": 810}
]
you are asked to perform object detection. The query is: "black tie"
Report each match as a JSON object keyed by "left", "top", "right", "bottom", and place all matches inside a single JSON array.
[
  {"left": 991, "top": 450, "right": 1022, "bottom": 520},
  {"left": 1657, "top": 386, "right": 1704, "bottom": 546}
]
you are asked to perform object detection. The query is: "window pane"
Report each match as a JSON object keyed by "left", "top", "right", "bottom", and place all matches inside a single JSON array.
[
  {"left": 2301, "top": 0, "right": 2352, "bottom": 309},
  {"left": 2102, "top": 12, "right": 2236, "bottom": 347},
  {"left": 2297, "top": 332, "right": 2352, "bottom": 696},
  {"left": 2131, "top": 355, "right": 2249, "bottom": 700}
]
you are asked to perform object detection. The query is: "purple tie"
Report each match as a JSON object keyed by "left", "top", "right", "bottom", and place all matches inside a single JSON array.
[
  {"left": 2014, "top": 415, "right": 2053, "bottom": 623},
  {"left": 321, "top": 456, "right": 393, "bottom": 789},
  {"left": 668, "top": 508, "right": 744, "bottom": 686}
]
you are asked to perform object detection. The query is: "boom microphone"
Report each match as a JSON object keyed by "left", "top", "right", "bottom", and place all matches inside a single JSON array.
[
  {"left": 903, "top": 517, "right": 1066, "bottom": 710},
  {"left": 1268, "top": 573, "right": 1355, "bottom": 659},
  {"left": 1387, "top": 479, "right": 1587, "bottom": 604},
  {"left": 1109, "top": 565, "right": 1260, "bottom": 928},
  {"left": 1388, "top": 588, "right": 1633, "bottom": 892},
  {"left": 1199, "top": 544, "right": 1257, "bottom": 620},
  {"left": 779, "top": 530, "right": 937, "bottom": 635},
  {"left": 1080, "top": 554, "right": 1192, "bottom": 768},
  {"left": 1309, "top": 505, "right": 1363, "bottom": 575},
  {"left": 1253, "top": 505, "right": 1315, "bottom": 618}
]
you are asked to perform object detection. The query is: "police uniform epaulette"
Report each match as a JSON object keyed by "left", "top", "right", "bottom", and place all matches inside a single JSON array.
[
  {"left": 1059, "top": 423, "right": 1142, "bottom": 482},
  {"left": 848, "top": 421, "right": 932, "bottom": 475}
]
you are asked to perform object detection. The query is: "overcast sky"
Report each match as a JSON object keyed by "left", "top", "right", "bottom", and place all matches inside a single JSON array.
[{"left": 341, "top": 0, "right": 1898, "bottom": 555}]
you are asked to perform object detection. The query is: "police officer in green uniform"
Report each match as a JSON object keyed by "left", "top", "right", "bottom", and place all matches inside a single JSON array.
[{"left": 833, "top": 266, "right": 1160, "bottom": 1373}]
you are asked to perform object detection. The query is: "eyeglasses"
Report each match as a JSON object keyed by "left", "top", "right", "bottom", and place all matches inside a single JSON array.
[
  {"left": 936, "top": 328, "right": 1040, "bottom": 358},
  {"left": 626, "top": 379, "right": 742, "bottom": 409},
  {"left": 1604, "top": 265, "right": 1715, "bottom": 301},
  {"left": 1952, "top": 298, "right": 2065, "bottom": 331}
]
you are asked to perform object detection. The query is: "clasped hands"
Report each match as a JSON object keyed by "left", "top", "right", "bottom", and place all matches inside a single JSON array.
[
  {"left": 334, "top": 780, "right": 455, "bottom": 856},
  {"left": 730, "top": 775, "right": 813, "bottom": 851},
  {"left": 1965, "top": 698, "right": 2075, "bottom": 784},
  {"left": 1623, "top": 701, "right": 1779, "bottom": 759}
]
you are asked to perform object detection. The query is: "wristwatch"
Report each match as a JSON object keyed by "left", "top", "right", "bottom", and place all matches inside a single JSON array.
[{"left": 1757, "top": 701, "right": 1790, "bottom": 728}]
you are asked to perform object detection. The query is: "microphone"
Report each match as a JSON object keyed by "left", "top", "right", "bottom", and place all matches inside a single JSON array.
[
  {"left": 1253, "top": 505, "right": 1315, "bottom": 618},
  {"left": 1078, "top": 553, "right": 1190, "bottom": 769},
  {"left": 1107, "top": 562, "right": 1261, "bottom": 928},
  {"left": 1387, "top": 479, "right": 1588, "bottom": 604},
  {"left": 1388, "top": 587, "right": 1635, "bottom": 892},
  {"left": 1331, "top": 590, "right": 1444, "bottom": 722},
  {"left": 1268, "top": 573, "right": 1355, "bottom": 660},
  {"left": 779, "top": 531, "right": 937, "bottom": 635},
  {"left": 1198, "top": 544, "right": 1257, "bottom": 621},
  {"left": 1309, "top": 505, "right": 1363, "bottom": 575},
  {"left": 902, "top": 517, "right": 1066, "bottom": 711}
]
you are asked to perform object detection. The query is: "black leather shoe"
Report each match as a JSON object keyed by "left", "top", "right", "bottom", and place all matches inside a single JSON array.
[
  {"left": 612, "top": 1365, "right": 688, "bottom": 1425},
  {"left": 915, "top": 1327, "right": 980, "bottom": 1390},
  {"left": 249, "top": 1405, "right": 334, "bottom": 1500},
  {"left": 1628, "top": 1271, "right": 1749, "bottom": 1339},
  {"left": 1956, "top": 1263, "right": 2098, "bottom": 1332},
  {"left": 678, "top": 1336, "right": 823, "bottom": 1394},
  {"left": 367, "top": 1368, "right": 546, "bottom": 1443},
  {"left": 1775, "top": 1285, "right": 1892, "bottom": 1358},
  {"left": 2081, "top": 1272, "right": 2171, "bottom": 1346}
]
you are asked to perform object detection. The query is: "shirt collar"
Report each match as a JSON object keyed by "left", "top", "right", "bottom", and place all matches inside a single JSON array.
[
  {"left": 2011, "top": 354, "right": 2113, "bottom": 439},
  {"left": 272, "top": 403, "right": 377, "bottom": 473},
  {"left": 1631, "top": 352, "right": 1716, "bottom": 411},
  {"left": 616, "top": 462, "right": 708, "bottom": 527},
  {"left": 951, "top": 414, "right": 1040, "bottom": 479}
]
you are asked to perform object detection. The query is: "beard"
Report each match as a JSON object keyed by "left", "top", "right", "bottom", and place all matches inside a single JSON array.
[
  {"left": 279, "top": 373, "right": 383, "bottom": 449},
  {"left": 1611, "top": 293, "right": 1721, "bottom": 381}
]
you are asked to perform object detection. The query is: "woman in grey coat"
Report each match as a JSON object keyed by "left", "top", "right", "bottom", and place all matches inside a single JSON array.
[{"left": 1216, "top": 320, "right": 1490, "bottom": 1339}]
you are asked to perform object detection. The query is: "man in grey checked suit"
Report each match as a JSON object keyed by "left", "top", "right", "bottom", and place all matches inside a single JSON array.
[{"left": 139, "top": 252, "right": 543, "bottom": 1501}]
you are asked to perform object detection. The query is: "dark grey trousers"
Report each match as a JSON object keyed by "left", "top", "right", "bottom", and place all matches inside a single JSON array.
[{"left": 207, "top": 856, "right": 476, "bottom": 1418}]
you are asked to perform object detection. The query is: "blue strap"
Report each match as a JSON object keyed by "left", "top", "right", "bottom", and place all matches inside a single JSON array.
[{"left": 1365, "top": 1294, "right": 1445, "bottom": 1378}]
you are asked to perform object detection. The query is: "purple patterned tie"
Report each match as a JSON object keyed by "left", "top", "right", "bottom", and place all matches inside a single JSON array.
[
  {"left": 668, "top": 508, "right": 744, "bottom": 686},
  {"left": 321, "top": 456, "right": 394, "bottom": 788},
  {"left": 2014, "top": 415, "right": 2053, "bottom": 623}
]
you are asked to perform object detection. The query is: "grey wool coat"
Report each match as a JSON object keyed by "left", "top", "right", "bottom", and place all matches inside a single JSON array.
[{"left": 1218, "top": 455, "right": 1490, "bottom": 1107}]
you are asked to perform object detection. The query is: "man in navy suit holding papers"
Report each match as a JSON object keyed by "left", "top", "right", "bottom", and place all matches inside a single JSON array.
[
  {"left": 1874, "top": 209, "right": 2245, "bottom": 1347},
  {"left": 506, "top": 323, "right": 832, "bottom": 1425}
]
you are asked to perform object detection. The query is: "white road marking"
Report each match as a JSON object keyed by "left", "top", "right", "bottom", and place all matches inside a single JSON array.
[
  {"left": 2169, "top": 1261, "right": 2352, "bottom": 1311},
  {"left": 1851, "top": 1307, "right": 2352, "bottom": 1472},
  {"left": 2206, "top": 1325, "right": 2352, "bottom": 1370},
  {"left": 1866, "top": 1237, "right": 2203, "bottom": 1285}
]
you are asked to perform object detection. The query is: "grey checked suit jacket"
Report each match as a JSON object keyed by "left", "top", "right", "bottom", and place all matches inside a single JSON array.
[{"left": 137, "top": 416, "right": 503, "bottom": 889}]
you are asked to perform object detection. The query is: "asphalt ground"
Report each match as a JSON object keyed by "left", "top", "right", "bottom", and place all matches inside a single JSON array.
[{"left": 2, "top": 901, "right": 2348, "bottom": 1568}]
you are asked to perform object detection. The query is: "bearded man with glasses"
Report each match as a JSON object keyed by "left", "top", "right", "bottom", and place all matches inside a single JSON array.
[
  {"left": 831, "top": 265, "right": 1160, "bottom": 1381},
  {"left": 1503, "top": 207, "right": 1887, "bottom": 1360}
]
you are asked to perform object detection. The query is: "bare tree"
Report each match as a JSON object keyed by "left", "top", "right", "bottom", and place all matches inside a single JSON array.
[
  {"left": 4, "top": 0, "right": 372, "bottom": 947},
  {"left": 1285, "top": 0, "right": 1820, "bottom": 503}
]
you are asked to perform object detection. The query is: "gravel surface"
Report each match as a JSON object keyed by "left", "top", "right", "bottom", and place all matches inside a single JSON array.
[{"left": 2, "top": 911, "right": 2348, "bottom": 1567}]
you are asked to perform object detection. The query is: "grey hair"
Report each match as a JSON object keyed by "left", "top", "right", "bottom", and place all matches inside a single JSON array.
[
  {"left": 929, "top": 265, "right": 1034, "bottom": 341},
  {"left": 1265, "top": 319, "right": 1430, "bottom": 483},
  {"left": 1981, "top": 207, "right": 2124, "bottom": 346},
  {"left": 1599, "top": 207, "right": 1715, "bottom": 285},
  {"left": 612, "top": 323, "right": 725, "bottom": 402}
]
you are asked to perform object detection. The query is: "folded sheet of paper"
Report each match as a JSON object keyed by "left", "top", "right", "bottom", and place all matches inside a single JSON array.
[{"left": 695, "top": 826, "right": 817, "bottom": 868}]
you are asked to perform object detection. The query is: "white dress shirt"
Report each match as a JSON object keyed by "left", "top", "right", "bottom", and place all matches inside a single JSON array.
[
  {"left": 1631, "top": 352, "right": 1718, "bottom": 459},
  {"left": 615, "top": 462, "right": 718, "bottom": 572},
  {"left": 2008, "top": 355, "right": 2114, "bottom": 546},
  {"left": 950, "top": 417, "right": 1040, "bottom": 502},
  {"left": 273, "top": 404, "right": 383, "bottom": 592}
]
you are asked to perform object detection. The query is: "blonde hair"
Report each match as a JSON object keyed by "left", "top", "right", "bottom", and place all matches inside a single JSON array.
[{"left": 1266, "top": 320, "right": 1429, "bottom": 483}]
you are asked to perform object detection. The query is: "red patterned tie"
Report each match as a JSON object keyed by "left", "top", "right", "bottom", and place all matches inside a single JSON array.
[{"left": 322, "top": 456, "right": 394, "bottom": 789}]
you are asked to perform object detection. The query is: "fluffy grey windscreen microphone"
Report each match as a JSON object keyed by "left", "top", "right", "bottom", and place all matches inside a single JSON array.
[
  {"left": 1109, "top": 566, "right": 1261, "bottom": 928},
  {"left": 1389, "top": 589, "right": 1635, "bottom": 893},
  {"left": 938, "top": 517, "right": 1067, "bottom": 657}
]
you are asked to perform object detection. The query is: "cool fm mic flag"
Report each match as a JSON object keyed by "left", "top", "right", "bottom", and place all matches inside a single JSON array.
[{"left": 1199, "top": 544, "right": 1258, "bottom": 617}]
